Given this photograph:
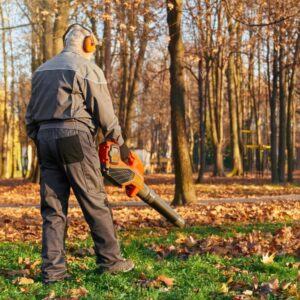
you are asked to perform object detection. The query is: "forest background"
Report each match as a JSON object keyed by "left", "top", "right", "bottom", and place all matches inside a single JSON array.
[
  {"left": 1, "top": 1, "right": 300, "bottom": 298},
  {"left": 0, "top": 0, "right": 300, "bottom": 205}
]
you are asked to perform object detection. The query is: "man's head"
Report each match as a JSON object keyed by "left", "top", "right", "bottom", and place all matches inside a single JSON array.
[{"left": 63, "top": 24, "right": 99, "bottom": 59}]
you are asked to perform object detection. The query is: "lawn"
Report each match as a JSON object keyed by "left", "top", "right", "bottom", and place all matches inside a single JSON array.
[
  {"left": 1, "top": 222, "right": 300, "bottom": 299},
  {"left": 1, "top": 175, "right": 300, "bottom": 299}
]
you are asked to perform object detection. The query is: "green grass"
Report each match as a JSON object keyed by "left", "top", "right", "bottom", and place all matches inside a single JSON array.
[{"left": 0, "top": 223, "right": 299, "bottom": 299}]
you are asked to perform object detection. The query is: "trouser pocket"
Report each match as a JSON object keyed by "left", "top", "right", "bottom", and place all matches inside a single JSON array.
[{"left": 56, "top": 135, "right": 84, "bottom": 164}]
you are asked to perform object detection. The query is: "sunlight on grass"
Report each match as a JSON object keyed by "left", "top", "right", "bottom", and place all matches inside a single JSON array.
[{"left": 0, "top": 223, "right": 300, "bottom": 299}]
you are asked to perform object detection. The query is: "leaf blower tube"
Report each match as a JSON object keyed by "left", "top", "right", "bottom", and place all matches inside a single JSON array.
[
  {"left": 137, "top": 184, "right": 185, "bottom": 228},
  {"left": 99, "top": 141, "right": 185, "bottom": 228}
]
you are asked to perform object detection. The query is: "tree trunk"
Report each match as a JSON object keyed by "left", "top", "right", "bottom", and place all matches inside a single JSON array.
[
  {"left": 0, "top": 3, "right": 9, "bottom": 178},
  {"left": 103, "top": 0, "right": 112, "bottom": 84},
  {"left": 42, "top": 0, "right": 53, "bottom": 62},
  {"left": 209, "top": 3, "right": 225, "bottom": 177},
  {"left": 125, "top": 1, "right": 149, "bottom": 145},
  {"left": 166, "top": 0, "right": 196, "bottom": 205},
  {"left": 287, "top": 31, "right": 300, "bottom": 182},
  {"left": 208, "top": 60, "right": 225, "bottom": 176},
  {"left": 255, "top": 42, "right": 262, "bottom": 174},
  {"left": 227, "top": 59, "right": 243, "bottom": 176},
  {"left": 118, "top": 3, "right": 128, "bottom": 129},
  {"left": 9, "top": 20, "right": 16, "bottom": 178},
  {"left": 226, "top": 18, "right": 243, "bottom": 176},
  {"left": 278, "top": 32, "right": 286, "bottom": 182},
  {"left": 269, "top": 43, "right": 279, "bottom": 183},
  {"left": 197, "top": 57, "right": 206, "bottom": 182},
  {"left": 52, "top": 0, "right": 70, "bottom": 56}
]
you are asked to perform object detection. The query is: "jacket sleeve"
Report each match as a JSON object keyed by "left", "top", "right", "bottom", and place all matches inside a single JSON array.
[
  {"left": 25, "top": 96, "right": 39, "bottom": 141},
  {"left": 79, "top": 63, "right": 124, "bottom": 146}
]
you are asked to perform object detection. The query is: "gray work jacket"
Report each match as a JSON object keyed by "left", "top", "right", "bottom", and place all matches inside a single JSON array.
[{"left": 25, "top": 50, "right": 124, "bottom": 145}]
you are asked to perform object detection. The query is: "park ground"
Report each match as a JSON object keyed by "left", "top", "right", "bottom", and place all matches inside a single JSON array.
[{"left": 1, "top": 173, "right": 300, "bottom": 299}]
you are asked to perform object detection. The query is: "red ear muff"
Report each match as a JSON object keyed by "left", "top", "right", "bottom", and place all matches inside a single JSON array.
[{"left": 83, "top": 36, "right": 96, "bottom": 53}]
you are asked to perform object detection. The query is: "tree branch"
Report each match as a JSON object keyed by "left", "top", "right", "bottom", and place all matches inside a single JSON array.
[
  {"left": 0, "top": 23, "right": 32, "bottom": 30},
  {"left": 223, "top": 0, "right": 300, "bottom": 27}
]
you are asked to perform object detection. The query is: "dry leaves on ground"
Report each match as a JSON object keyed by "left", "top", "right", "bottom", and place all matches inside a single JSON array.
[
  {"left": 148, "top": 224, "right": 300, "bottom": 259},
  {"left": 1, "top": 199, "right": 300, "bottom": 242},
  {"left": 261, "top": 252, "right": 276, "bottom": 264},
  {"left": 0, "top": 174, "right": 300, "bottom": 205},
  {"left": 68, "top": 287, "right": 89, "bottom": 299},
  {"left": 135, "top": 273, "right": 175, "bottom": 289},
  {"left": 214, "top": 275, "right": 299, "bottom": 299},
  {"left": 12, "top": 277, "right": 34, "bottom": 285}
]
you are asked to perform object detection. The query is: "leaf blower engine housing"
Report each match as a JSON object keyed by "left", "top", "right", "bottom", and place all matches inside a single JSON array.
[{"left": 99, "top": 141, "right": 185, "bottom": 228}]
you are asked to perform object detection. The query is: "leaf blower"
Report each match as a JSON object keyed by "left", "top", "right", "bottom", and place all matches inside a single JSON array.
[{"left": 99, "top": 141, "right": 185, "bottom": 228}]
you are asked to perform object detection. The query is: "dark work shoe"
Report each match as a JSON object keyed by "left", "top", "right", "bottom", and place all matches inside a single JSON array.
[
  {"left": 42, "top": 273, "right": 72, "bottom": 285},
  {"left": 100, "top": 259, "right": 135, "bottom": 274}
]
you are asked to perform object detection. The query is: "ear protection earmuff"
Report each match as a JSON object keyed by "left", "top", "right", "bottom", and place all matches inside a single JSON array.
[
  {"left": 63, "top": 23, "right": 96, "bottom": 53},
  {"left": 83, "top": 35, "right": 96, "bottom": 53}
]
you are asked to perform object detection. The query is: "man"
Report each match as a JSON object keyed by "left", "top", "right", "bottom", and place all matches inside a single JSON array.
[{"left": 25, "top": 24, "right": 134, "bottom": 284}]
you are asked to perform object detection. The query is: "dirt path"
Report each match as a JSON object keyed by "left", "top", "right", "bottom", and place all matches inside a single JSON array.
[{"left": 0, "top": 193, "right": 299, "bottom": 208}]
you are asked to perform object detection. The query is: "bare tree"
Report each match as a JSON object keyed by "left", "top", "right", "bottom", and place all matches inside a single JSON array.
[{"left": 166, "top": 0, "right": 197, "bottom": 205}]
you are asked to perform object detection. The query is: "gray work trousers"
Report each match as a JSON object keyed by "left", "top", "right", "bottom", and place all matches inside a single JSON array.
[{"left": 36, "top": 126, "right": 123, "bottom": 282}]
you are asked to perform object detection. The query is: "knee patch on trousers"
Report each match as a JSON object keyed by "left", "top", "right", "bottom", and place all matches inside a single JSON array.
[{"left": 56, "top": 135, "right": 84, "bottom": 164}]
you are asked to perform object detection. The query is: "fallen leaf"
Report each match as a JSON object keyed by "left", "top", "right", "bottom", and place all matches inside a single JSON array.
[
  {"left": 185, "top": 236, "right": 197, "bottom": 247},
  {"left": 226, "top": 276, "right": 233, "bottom": 284},
  {"left": 157, "top": 275, "right": 175, "bottom": 287},
  {"left": 69, "top": 247, "right": 95, "bottom": 257},
  {"left": 68, "top": 287, "right": 89, "bottom": 298},
  {"left": 259, "top": 278, "right": 279, "bottom": 294},
  {"left": 13, "top": 277, "right": 34, "bottom": 285},
  {"left": 220, "top": 283, "right": 229, "bottom": 294},
  {"left": 281, "top": 281, "right": 291, "bottom": 290},
  {"left": 228, "top": 280, "right": 249, "bottom": 290},
  {"left": 232, "top": 295, "right": 250, "bottom": 300},
  {"left": 252, "top": 276, "right": 259, "bottom": 290},
  {"left": 42, "top": 290, "right": 56, "bottom": 300},
  {"left": 168, "top": 245, "right": 176, "bottom": 251},
  {"left": 261, "top": 253, "right": 276, "bottom": 264},
  {"left": 175, "top": 233, "right": 186, "bottom": 244},
  {"left": 269, "top": 278, "right": 279, "bottom": 290},
  {"left": 20, "top": 287, "right": 30, "bottom": 293},
  {"left": 78, "top": 263, "right": 87, "bottom": 269},
  {"left": 292, "top": 262, "right": 300, "bottom": 268},
  {"left": 286, "top": 283, "right": 298, "bottom": 296},
  {"left": 30, "top": 260, "right": 41, "bottom": 271},
  {"left": 243, "top": 290, "right": 253, "bottom": 295}
]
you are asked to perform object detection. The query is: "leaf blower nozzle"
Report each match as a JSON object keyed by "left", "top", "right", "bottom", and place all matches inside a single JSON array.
[
  {"left": 138, "top": 185, "right": 185, "bottom": 228},
  {"left": 99, "top": 141, "right": 185, "bottom": 228}
]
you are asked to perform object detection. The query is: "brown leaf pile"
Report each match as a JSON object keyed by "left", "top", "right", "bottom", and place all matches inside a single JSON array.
[
  {"left": 135, "top": 272, "right": 175, "bottom": 289},
  {"left": 0, "top": 174, "right": 300, "bottom": 205},
  {"left": 0, "top": 200, "right": 300, "bottom": 242},
  {"left": 214, "top": 275, "right": 300, "bottom": 299},
  {"left": 148, "top": 224, "right": 300, "bottom": 259}
]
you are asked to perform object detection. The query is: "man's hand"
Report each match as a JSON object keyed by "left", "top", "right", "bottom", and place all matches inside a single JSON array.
[{"left": 120, "top": 143, "right": 131, "bottom": 162}]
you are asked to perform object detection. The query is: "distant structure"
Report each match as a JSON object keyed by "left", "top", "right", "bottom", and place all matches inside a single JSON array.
[{"left": 134, "top": 149, "right": 151, "bottom": 174}]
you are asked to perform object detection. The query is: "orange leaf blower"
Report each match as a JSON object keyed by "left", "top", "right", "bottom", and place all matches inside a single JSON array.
[{"left": 99, "top": 141, "right": 185, "bottom": 228}]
